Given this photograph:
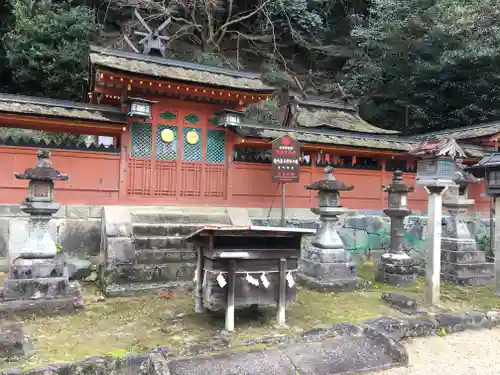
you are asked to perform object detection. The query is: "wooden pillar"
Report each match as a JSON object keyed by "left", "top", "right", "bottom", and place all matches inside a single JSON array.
[
  {"left": 225, "top": 259, "right": 236, "bottom": 332},
  {"left": 118, "top": 127, "right": 130, "bottom": 200},
  {"left": 494, "top": 198, "right": 500, "bottom": 296},
  {"left": 226, "top": 131, "right": 235, "bottom": 204}
]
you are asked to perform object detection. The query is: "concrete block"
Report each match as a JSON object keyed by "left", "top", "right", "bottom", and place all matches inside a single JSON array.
[
  {"left": 8, "top": 219, "right": 30, "bottom": 264},
  {"left": 66, "top": 205, "right": 91, "bottom": 219},
  {"left": 89, "top": 206, "right": 103, "bottom": 218},
  {"left": 0, "top": 218, "right": 9, "bottom": 259},
  {"left": 107, "top": 237, "right": 135, "bottom": 264},
  {"left": 106, "top": 221, "right": 132, "bottom": 238}
]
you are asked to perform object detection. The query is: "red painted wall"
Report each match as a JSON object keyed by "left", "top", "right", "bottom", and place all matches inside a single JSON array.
[
  {"left": 0, "top": 146, "right": 120, "bottom": 205},
  {"left": 0, "top": 145, "right": 489, "bottom": 212}
]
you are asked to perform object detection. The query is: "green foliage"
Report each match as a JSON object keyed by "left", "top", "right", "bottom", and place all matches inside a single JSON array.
[
  {"left": 264, "top": 0, "right": 325, "bottom": 41},
  {"left": 3, "top": 0, "right": 101, "bottom": 100},
  {"left": 342, "top": 0, "right": 500, "bottom": 134}
]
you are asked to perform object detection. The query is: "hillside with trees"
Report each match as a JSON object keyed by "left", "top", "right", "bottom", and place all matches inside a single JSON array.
[{"left": 0, "top": 0, "right": 499, "bottom": 135}]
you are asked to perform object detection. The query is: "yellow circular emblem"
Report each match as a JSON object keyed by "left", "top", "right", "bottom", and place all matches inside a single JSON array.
[
  {"left": 160, "top": 128, "right": 174, "bottom": 143},
  {"left": 186, "top": 130, "right": 199, "bottom": 145}
]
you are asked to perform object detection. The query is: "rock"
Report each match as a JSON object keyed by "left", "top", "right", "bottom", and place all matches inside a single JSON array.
[
  {"left": 381, "top": 292, "right": 422, "bottom": 314},
  {"left": 53, "top": 253, "right": 92, "bottom": 280},
  {"left": 0, "top": 323, "right": 33, "bottom": 360}
]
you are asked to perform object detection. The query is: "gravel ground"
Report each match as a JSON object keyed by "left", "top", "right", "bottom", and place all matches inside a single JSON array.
[{"left": 376, "top": 328, "right": 500, "bottom": 375}]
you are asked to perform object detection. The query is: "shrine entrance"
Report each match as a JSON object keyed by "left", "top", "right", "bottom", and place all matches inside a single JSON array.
[{"left": 126, "top": 104, "right": 228, "bottom": 202}]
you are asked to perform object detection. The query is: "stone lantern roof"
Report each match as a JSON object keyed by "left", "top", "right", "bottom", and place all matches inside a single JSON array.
[
  {"left": 14, "top": 150, "right": 69, "bottom": 181},
  {"left": 305, "top": 166, "right": 354, "bottom": 192},
  {"left": 383, "top": 170, "right": 414, "bottom": 194}
]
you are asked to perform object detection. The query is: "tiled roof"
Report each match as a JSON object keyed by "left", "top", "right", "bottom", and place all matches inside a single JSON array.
[
  {"left": 412, "top": 121, "right": 500, "bottom": 140},
  {"left": 294, "top": 97, "right": 399, "bottom": 135},
  {"left": 0, "top": 93, "right": 126, "bottom": 124},
  {"left": 235, "top": 122, "right": 492, "bottom": 157},
  {"left": 235, "top": 124, "right": 413, "bottom": 151},
  {"left": 89, "top": 46, "right": 274, "bottom": 92}
]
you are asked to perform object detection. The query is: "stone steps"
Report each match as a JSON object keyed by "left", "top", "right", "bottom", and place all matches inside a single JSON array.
[
  {"left": 133, "top": 235, "right": 191, "bottom": 251},
  {"left": 134, "top": 249, "right": 196, "bottom": 264},
  {"left": 102, "top": 207, "right": 233, "bottom": 296},
  {"left": 132, "top": 223, "right": 203, "bottom": 237},
  {"left": 107, "top": 263, "right": 196, "bottom": 285},
  {"left": 131, "top": 212, "right": 231, "bottom": 225}
]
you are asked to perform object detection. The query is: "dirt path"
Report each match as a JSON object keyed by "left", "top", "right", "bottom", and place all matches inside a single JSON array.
[{"left": 376, "top": 328, "right": 500, "bottom": 375}]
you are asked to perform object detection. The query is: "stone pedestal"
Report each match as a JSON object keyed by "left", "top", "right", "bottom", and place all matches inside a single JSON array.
[
  {"left": 298, "top": 167, "right": 357, "bottom": 292},
  {"left": 441, "top": 199, "right": 494, "bottom": 285},
  {"left": 377, "top": 253, "right": 416, "bottom": 286}
]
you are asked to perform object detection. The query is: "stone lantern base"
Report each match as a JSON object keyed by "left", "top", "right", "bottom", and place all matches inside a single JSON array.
[
  {"left": 298, "top": 244, "right": 357, "bottom": 292},
  {"left": 376, "top": 253, "right": 416, "bottom": 286}
]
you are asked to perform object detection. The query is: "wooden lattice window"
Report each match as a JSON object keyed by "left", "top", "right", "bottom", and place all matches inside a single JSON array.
[
  {"left": 182, "top": 128, "right": 202, "bottom": 161},
  {"left": 206, "top": 130, "right": 225, "bottom": 164},
  {"left": 156, "top": 125, "right": 178, "bottom": 160},
  {"left": 130, "top": 123, "right": 152, "bottom": 158}
]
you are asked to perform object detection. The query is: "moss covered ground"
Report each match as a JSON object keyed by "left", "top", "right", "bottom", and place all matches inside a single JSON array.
[{"left": 3, "top": 261, "right": 499, "bottom": 370}]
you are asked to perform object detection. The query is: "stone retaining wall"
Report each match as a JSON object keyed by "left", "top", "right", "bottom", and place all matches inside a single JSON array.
[
  {"left": 0, "top": 204, "right": 102, "bottom": 270},
  {"left": 0, "top": 204, "right": 492, "bottom": 272}
]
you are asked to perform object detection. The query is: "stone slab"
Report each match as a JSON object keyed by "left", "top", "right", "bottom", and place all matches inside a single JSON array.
[
  {"left": 168, "top": 350, "right": 296, "bottom": 375},
  {"left": 103, "top": 281, "right": 192, "bottom": 297},
  {"left": 0, "top": 296, "right": 84, "bottom": 318},
  {"left": 284, "top": 334, "right": 405, "bottom": 375},
  {"left": 297, "top": 272, "right": 357, "bottom": 292}
]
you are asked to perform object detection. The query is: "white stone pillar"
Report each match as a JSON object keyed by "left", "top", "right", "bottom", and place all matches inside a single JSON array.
[{"left": 424, "top": 186, "right": 447, "bottom": 305}]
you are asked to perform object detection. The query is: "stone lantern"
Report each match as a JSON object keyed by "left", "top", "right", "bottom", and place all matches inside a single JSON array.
[
  {"left": 0, "top": 150, "right": 84, "bottom": 316},
  {"left": 14, "top": 149, "right": 68, "bottom": 264},
  {"left": 467, "top": 153, "right": 500, "bottom": 295},
  {"left": 298, "top": 166, "right": 357, "bottom": 292},
  {"left": 409, "top": 137, "right": 464, "bottom": 305},
  {"left": 440, "top": 159, "right": 493, "bottom": 286},
  {"left": 376, "top": 171, "right": 416, "bottom": 286}
]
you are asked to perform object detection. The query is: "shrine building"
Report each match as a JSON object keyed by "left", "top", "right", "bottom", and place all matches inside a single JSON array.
[{"left": 0, "top": 45, "right": 498, "bottom": 212}]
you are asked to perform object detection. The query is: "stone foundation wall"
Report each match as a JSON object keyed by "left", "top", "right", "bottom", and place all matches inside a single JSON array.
[
  {"left": 0, "top": 204, "right": 492, "bottom": 273},
  {"left": 0, "top": 204, "right": 102, "bottom": 270}
]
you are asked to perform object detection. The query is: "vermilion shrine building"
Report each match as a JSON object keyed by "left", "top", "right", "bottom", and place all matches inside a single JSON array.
[{"left": 0, "top": 45, "right": 497, "bottom": 212}]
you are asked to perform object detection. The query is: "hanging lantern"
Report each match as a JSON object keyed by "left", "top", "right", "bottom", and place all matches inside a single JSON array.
[
  {"left": 126, "top": 97, "right": 156, "bottom": 119},
  {"left": 215, "top": 109, "right": 244, "bottom": 127}
]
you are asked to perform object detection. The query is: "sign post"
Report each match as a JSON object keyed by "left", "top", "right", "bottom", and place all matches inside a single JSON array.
[{"left": 272, "top": 135, "right": 301, "bottom": 226}]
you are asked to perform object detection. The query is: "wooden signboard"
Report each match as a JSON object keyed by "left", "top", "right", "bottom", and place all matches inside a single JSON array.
[{"left": 272, "top": 135, "right": 301, "bottom": 183}]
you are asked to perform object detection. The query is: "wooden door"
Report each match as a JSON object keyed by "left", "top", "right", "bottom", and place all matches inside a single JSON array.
[{"left": 127, "top": 105, "right": 228, "bottom": 202}]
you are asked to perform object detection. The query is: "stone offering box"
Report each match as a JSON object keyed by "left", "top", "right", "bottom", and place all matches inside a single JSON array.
[{"left": 185, "top": 225, "right": 315, "bottom": 331}]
